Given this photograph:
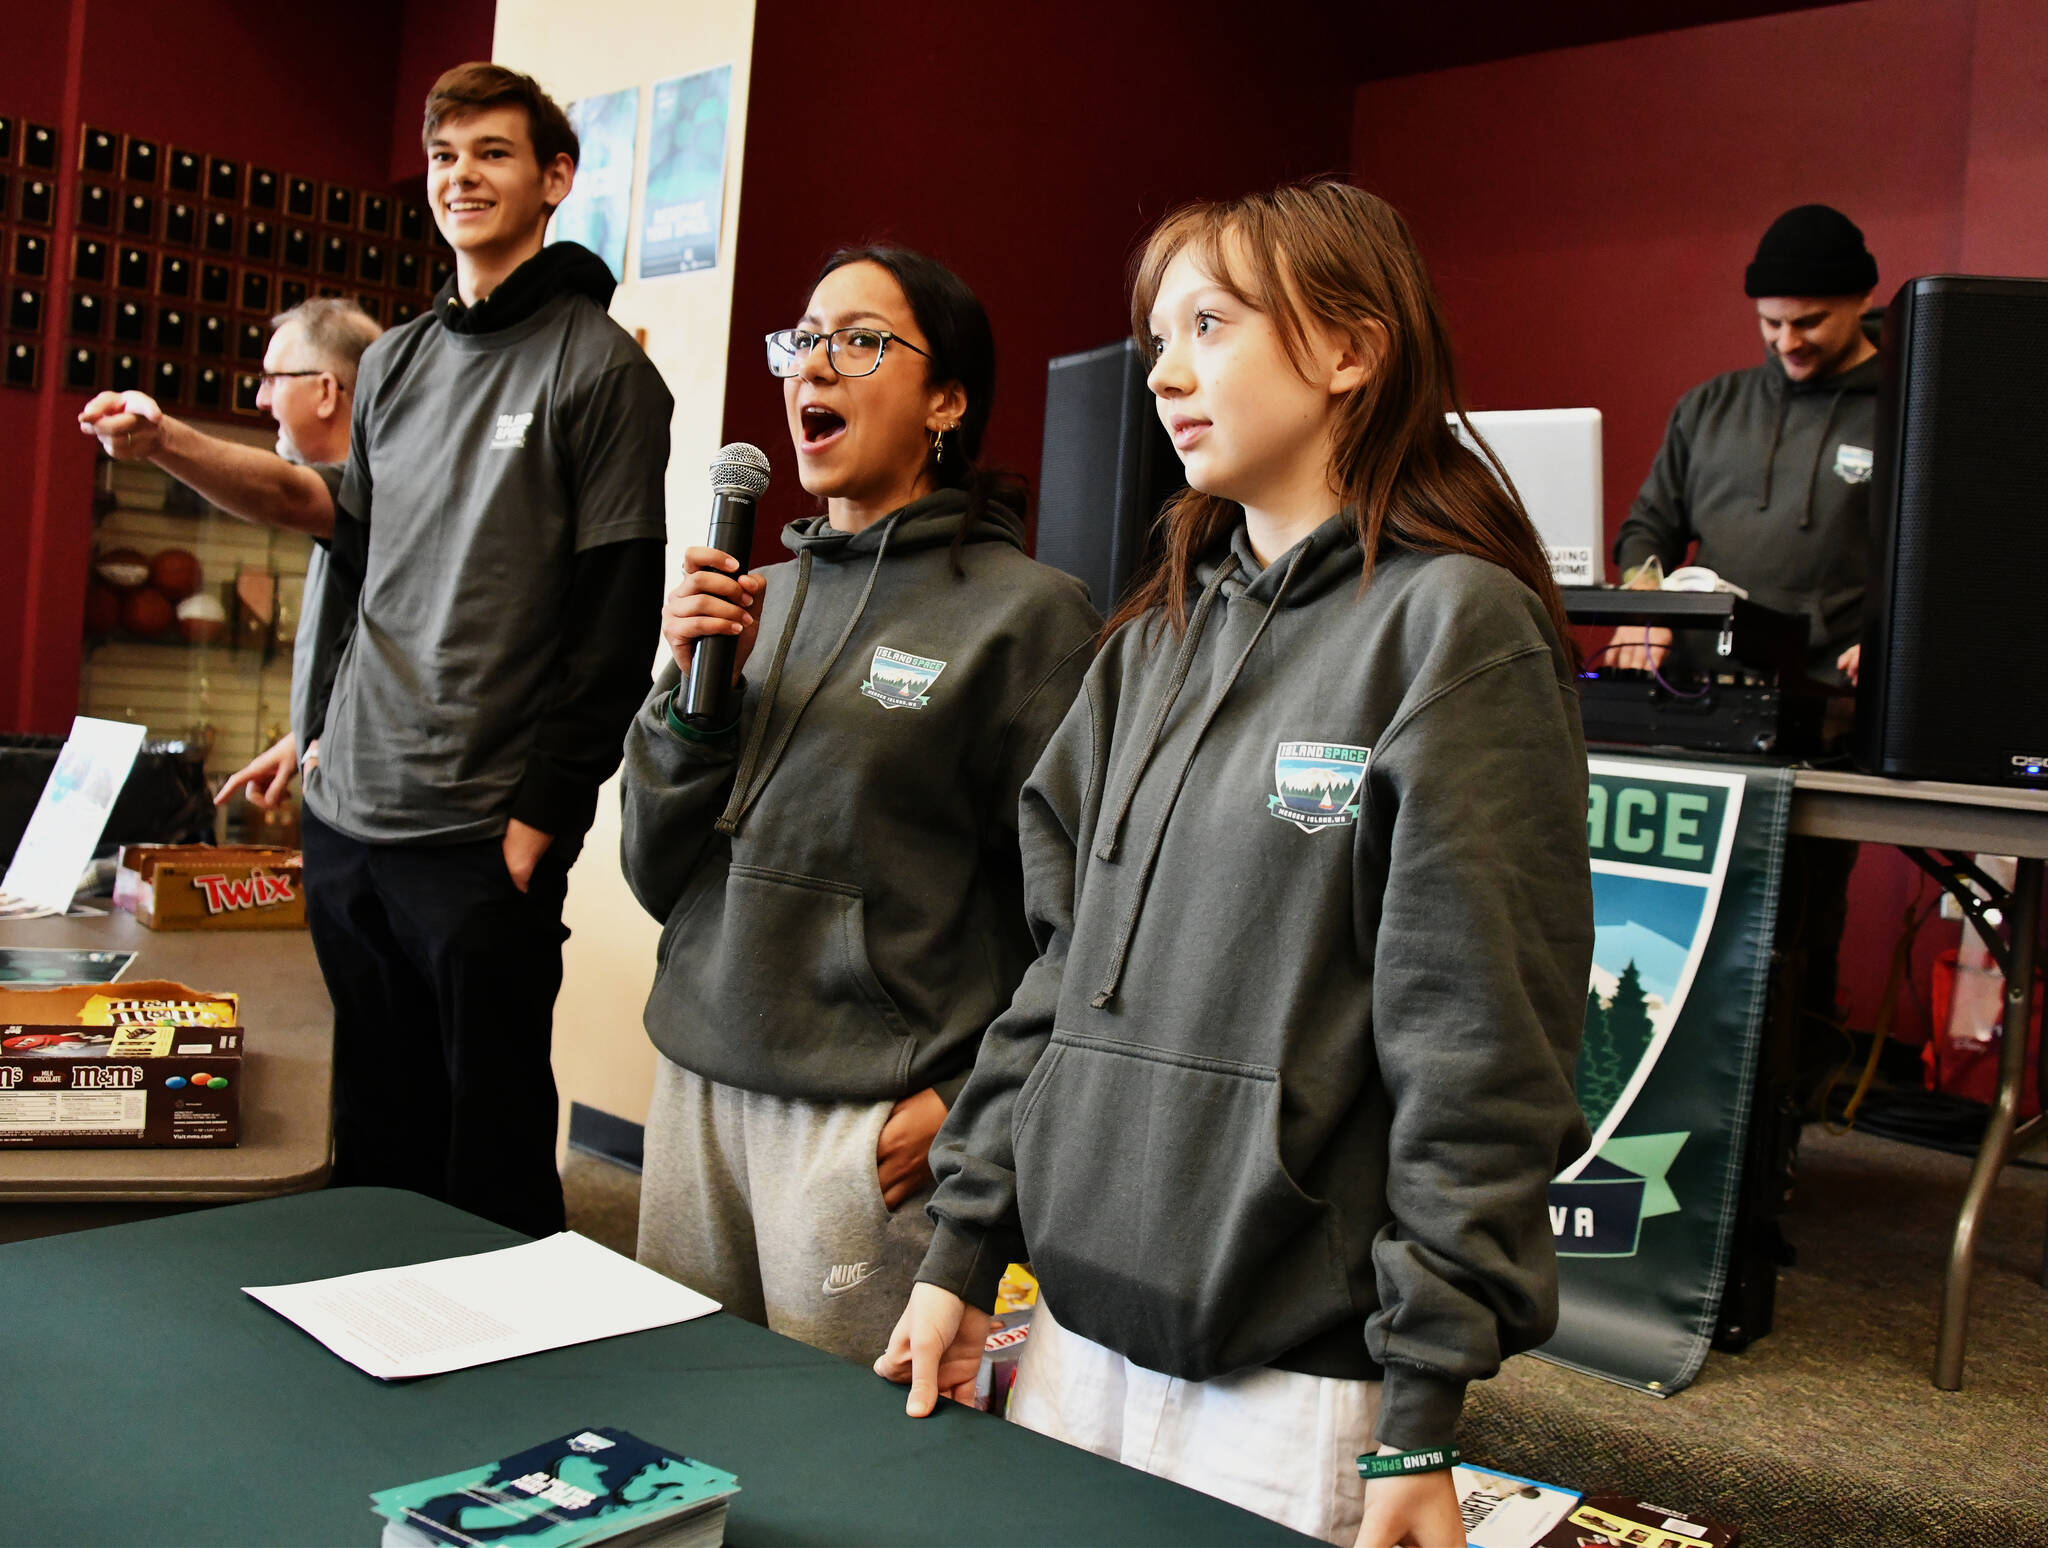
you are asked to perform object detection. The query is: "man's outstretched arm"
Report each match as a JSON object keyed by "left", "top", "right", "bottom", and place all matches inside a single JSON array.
[{"left": 79, "top": 391, "right": 335, "bottom": 538}]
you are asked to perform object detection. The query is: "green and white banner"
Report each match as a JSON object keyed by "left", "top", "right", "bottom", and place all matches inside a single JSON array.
[{"left": 1539, "top": 754, "right": 1791, "bottom": 1393}]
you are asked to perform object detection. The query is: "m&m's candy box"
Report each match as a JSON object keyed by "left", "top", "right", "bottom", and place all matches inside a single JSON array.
[{"left": 0, "top": 979, "right": 243, "bottom": 1149}]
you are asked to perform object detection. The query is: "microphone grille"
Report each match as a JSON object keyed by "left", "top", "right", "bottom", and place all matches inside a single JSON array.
[{"left": 710, "top": 441, "right": 771, "bottom": 498}]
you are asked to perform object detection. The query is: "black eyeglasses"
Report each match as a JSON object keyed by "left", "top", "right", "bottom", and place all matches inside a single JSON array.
[
  {"left": 256, "top": 368, "right": 329, "bottom": 388},
  {"left": 765, "top": 326, "right": 930, "bottom": 379}
]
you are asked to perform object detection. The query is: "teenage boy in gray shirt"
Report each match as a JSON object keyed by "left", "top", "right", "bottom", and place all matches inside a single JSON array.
[{"left": 300, "top": 64, "right": 671, "bottom": 1236}]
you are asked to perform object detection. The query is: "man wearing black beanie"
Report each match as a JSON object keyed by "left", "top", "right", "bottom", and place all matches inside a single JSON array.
[
  {"left": 1612, "top": 202, "right": 1879, "bottom": 1057},
  {"left": 1613, "top": 202, "right": 1879, "bottom": 685}
]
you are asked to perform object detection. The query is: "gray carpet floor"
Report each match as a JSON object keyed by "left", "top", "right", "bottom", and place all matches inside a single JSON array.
[
  {"left": 566, "top": 1126, "right": 2048, "bottom": 1546},
  {"left": 1461, "top": 1125, "right": 2048, "bottom": 1546}
]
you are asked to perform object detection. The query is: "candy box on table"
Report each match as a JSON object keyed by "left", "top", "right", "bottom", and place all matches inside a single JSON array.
[
  {"left": 115, "top": 844, "right": 305, "bottom": 931},
  {"left": 0, "top": 979, "right": 243, "bottom": 1148}
]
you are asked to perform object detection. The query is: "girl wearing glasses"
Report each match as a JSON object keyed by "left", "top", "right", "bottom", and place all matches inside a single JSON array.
[
  {"left": 621, "top": 247, "right": 1099, "bottom": 1363},
  {"left": 877, "top": 182, "right": 1592, "bottom": 1547}
]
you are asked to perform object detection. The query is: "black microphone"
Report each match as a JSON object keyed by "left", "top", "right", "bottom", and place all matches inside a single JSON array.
[{"left": 683, "top": 442, "right": 772, "bottom": 727}]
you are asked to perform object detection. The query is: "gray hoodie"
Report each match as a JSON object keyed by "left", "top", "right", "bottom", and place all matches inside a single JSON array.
[
  {"left": 1615, "top": 354, "right": 1878, "bottom": 685},
  {"left": 917, "top": 515, "right": 1593, "bottom": 1452},
  {"left": 621, "top": 489, "right": 1099, "bottom": 1104}
]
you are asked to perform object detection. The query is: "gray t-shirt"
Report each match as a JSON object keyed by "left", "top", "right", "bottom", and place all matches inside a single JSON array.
[
  {"left": 304, "top": 293, "right": 671, "bottom": 843},
  {"left": 286, "top": 462, "right": 346, "bottom": 758}
]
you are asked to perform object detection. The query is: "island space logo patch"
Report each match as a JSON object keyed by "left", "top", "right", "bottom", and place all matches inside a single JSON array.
[
  {"left": 861, "top": 646, "right": 947, "bottom": 709},
  {"left": 1269, "top": 742, "right": 1370, "bottom": 832}
]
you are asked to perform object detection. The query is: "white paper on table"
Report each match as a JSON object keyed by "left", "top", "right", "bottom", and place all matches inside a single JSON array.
[
  {"left": 242, "top": 1231, "right": 720, "bottom": 1380},
  {"left": 0, "top": 716, "right": 147, "bottom": 916}
]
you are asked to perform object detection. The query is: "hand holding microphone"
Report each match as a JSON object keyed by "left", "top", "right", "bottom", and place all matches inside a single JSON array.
[
  {"left": 661, "top": 550, "right": 763, "bottom": 673},
  {"left": 664, "top": 444, "right": 771, "bottom": 727}
]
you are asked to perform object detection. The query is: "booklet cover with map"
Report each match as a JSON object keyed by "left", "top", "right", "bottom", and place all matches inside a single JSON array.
[{"left": 371, "top": 1427, "right": 738, "bottom": 1548}]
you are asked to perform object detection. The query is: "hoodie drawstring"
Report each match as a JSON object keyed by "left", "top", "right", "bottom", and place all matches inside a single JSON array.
[
  {"left": 1090, "top": 545, "right": 1307, "bottom": 1010},
  {"left": 1757, "top": 389, "right": 1789, "bottom": 510},
  {"left": 1798, "top": 390, "right": 1845, "bottom": 531},
  {"left": 1093, "top": 557, "right": 1240, "bottom": 864},
  {"left": 715, "top": 516, "right": 900, "bottom": 836}
]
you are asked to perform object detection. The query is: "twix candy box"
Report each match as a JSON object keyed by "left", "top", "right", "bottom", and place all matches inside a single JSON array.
[{"left": 115, "top": 844, "right": 305, "bottom": 931}]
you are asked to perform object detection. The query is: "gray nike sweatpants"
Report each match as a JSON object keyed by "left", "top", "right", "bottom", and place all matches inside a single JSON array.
[{"left": 636, "top": 1054, "right": 935, "bottom": 1366}]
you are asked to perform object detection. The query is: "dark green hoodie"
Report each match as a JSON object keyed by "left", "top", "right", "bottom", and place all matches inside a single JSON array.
[
  {"left": 1615, "top": 354, "right": 1879, "bottom": 685},
  {"left": 917, "top": 516, "right": 1593, "bottom": 1452},
  {"left": 621, "top": 489, "right": 1099, "bottom": 1104}
]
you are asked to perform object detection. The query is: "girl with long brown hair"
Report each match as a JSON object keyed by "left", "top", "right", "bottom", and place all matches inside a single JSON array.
[{"left": 877, "top": 181, "right": 1593, "bottom": 1546}]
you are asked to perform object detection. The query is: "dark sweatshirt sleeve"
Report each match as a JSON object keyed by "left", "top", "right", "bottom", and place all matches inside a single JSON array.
[
  {"left": 302, "top": 499, "right": 366, "bottom": 747},
  {"left": 307, "top": 360, "right": 378, "bottom": 748},
  {"left": 508, "top": 537, "right": 664, "bottom": 839},
  {"left": 1613, "top": 395, "right": 1696, "bottom": 577},
  {"left": 917, "top": 675, "right": 1099, "bottom": 1311},
  {"left": 1362, "top": 648, "right": 1593, "bottom": 1451},
  {"left": 618, "top": 660, "right": 744, "bottom": 924}
]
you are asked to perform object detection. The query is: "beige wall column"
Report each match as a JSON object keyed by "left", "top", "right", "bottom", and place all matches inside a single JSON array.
[{"left": 489, "top": 0, "right": 757, "bottom": 1149}]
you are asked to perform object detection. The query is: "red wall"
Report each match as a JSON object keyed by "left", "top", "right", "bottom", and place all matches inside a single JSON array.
[
  {"left": 719, "top": 0, "right": 1356, "bottom": 551},
  {"left": 2, "top": 0, "right": 492, "bottom": 737},
  {"left": 0, "top": 3, "right": 81, "bottom": 741},
  {"left": 387, "top": 0, "right": 502, "bottom": 184},
  {"left": 1350, "top": 0, "right": 2048, "bottom": 1042},
  {"left": 1958, "top": 0, "right": 2048, "bottom": 273}
]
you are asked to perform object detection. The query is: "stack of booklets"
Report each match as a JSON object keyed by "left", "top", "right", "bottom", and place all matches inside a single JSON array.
[
  {"left": 1451, "top": 1467, "right": 1741, "bottom": 1548},
  {"left": 1453, "top": 1463, "right": 1580, "bottom": 1546},
  {"left": 1535, "top": 1495, "right": 1740, "bottom": 1547},
  {"left": 371, "top": 1428, "right": 739, "bottom": 1548}
]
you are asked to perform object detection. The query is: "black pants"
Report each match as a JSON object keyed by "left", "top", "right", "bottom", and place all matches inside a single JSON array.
[
  {"left": 1787, "top": 834, "right": 1859, "bottom": 1026},
  {"left": 302, "top": 809, "right": 582, "bottom": 1237}
]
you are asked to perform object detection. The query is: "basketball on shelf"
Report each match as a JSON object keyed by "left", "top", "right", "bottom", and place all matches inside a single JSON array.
[
  {"left": 150, "top": 548, "right": 202, "bottom": 601},
  {"left": 83, "top": 582, "right": 121, "bottom": 635},
  {"left": 95, "top": 546, "right": 150, "bottom": 590},
  {"left": 120, "top": 587, "right": 175, "bottom": 638},
  {"left": 175, "top": 593, "right": 230, "bottom": 645}
]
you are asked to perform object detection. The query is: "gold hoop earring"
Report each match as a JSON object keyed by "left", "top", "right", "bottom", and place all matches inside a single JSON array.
[{"left": 931, "top": 425, "right": 949, "bottom": 462}]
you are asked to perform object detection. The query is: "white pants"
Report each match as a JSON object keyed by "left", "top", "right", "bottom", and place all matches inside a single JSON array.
[{"left": 1007, "top": 1298, "right": 1381, "bottom": 1545}]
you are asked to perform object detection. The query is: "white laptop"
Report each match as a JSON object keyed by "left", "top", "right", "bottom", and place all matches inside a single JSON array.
[{"left": 1448, "top": 408, "right": 1604, "bottom": 586}]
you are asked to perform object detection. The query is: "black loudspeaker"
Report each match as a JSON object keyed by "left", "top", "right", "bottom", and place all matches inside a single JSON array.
[
  {"left": 1857, "top": 276, "right": 2048, "bottom": 785},
  {"left": 1036, "top": 339, "right": 1181, "bottom": 614}
]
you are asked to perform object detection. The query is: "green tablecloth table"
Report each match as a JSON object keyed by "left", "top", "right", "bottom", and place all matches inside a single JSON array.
[{"left": 0, "top": 1187, "right": 1315, "bottom": 1547}]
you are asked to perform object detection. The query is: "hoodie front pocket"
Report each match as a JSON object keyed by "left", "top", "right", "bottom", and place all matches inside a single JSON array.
[
  {"left": 667, "top": 864, "right": 914, "bottom": 1096},
  {"left": 1012, "top": 1030, "right": 1346, "bottom": 1382}
]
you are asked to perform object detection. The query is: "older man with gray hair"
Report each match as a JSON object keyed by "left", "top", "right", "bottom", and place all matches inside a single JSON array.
[{"left": 79, "top": 297, "right": 383, "bottom": 806}]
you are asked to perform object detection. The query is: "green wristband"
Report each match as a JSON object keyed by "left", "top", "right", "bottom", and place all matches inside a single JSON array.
[
  {"left": 663, "top": 687, "right": 739, "bottom": 742},
  {"left": 1357, "top": 1446, "right": 1460, "bottom": 1480}
]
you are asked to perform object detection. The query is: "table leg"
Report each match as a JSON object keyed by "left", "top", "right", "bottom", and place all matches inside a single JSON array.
[{"left": 1934, "top": 854, "right": 2043, "bottom": 1389}]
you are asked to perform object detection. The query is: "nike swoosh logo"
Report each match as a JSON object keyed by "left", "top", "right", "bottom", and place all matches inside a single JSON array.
[{"left": 822, "top": 1262, "right": 882, "bottom": 1298}]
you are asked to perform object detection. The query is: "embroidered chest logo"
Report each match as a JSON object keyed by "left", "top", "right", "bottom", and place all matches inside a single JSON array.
[
  {"left": 861, "top": 646, "right": 947, "bottom": 709},
  {"left": 490, "top": 410, "right": 535, "bottom": 451},
  {"left": 1269, "top": 741, "right": 1370, "bottom": 833},
  {"left": 1833, "top": 443, "right": 1873, "bottom": 485}
]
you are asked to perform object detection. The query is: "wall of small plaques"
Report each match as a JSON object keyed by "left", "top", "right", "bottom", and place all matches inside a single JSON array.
[
  {"left": 1, "top": 113, "right": 59, "bottom": 391},
  {"left": 2, "top": 110, "right": 450, "bottom": 417}
]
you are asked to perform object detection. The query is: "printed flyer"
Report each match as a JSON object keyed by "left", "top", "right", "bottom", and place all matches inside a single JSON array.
[
  {"left": 551, "top": 86, "right": 639, "bottom": 281},
  {"left": 640, "top": 65, "right": 732, "bottom": 278}
]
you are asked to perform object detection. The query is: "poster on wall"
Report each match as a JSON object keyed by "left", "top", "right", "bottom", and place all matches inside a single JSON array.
[
  {"left": 0, "top": 716, "right": 147, "bottom": 918},
  {"left": 1540, "top": 754, "right": 1791, "bottom": 1394},
  {"left": 639, "top": 64, "right": 732, "bottom": 279},
  {"left": 551, "top": 86, "right": 640, "bottom": 282}
]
